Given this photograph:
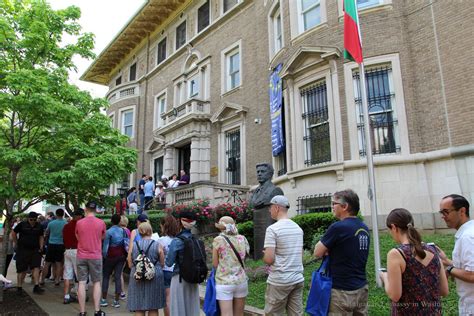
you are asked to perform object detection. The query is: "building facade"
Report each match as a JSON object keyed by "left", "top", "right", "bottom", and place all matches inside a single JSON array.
[{"left": 83, "top": 0, "right": 474, "bottom": 228}]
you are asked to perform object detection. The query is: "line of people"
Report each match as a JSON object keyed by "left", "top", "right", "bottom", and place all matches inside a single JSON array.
[{"left": 5, "top": 191, "right": 473, "bottom": 315}]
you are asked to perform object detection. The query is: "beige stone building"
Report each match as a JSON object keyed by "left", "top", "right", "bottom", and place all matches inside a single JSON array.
[{"left": 83, "top": 0, "right": 474, "bottom": 228}]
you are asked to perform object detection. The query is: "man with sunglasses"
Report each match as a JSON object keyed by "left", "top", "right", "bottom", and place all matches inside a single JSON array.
[
  {"left": 437, "top": 194, "right": 474, "bottom": 315},
  {"left": 12, "top": 211, "right": 45, "bottom": 294}
]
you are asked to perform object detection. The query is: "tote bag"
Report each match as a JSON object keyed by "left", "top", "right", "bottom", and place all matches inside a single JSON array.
[
  {"left": 203, "top": 268, "right": 220, "bottom": 316},
  {"left": 306, "top": 256, "right": 332, "bottom": 316}
]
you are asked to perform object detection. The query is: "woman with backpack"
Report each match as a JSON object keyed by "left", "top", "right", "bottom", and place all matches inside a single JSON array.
[
  {"left": 379, "top": 208, "right": 449, "bottom": 315},
  {"left": 158, "top": 215, "right": 179, "bottom": 316},
  {"left": 101, "top": 214, "right": 129, "bottom": 308},
  {"left": 127, "top": 221, "right": 165, "bottom": 316},
  {"left": 213, "top": 216, "right": 250, "bottom": 316},
  {"left": 165, "top": 211, "right": 201, "bottom": 316}
]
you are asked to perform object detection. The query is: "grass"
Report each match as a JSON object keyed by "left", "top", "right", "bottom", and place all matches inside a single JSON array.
[{"left": 245, "top": 232, "right": 459, "bottom": 315}]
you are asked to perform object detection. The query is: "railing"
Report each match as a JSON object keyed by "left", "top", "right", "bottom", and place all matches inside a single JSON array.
[
  {"left": 165, "top": 181, "right": 250, "bottom": 205},
  {"left": 162, "top": 99, "right": 210, "bottom": 126},
  {"left": 106, "top": 83, "right": 139, "bottom": 104}
]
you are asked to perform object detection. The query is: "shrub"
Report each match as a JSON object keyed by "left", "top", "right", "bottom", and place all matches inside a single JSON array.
[
  {"left": 213, "top": 200, "right": 253, "bottom": 223},
  {"left": 292, "top": 212, "right": 339, "bottom": 250},
  {"left": 100, "top": 212, "right": 166, "bottom": 235},
  {"left": 237, "top": 220, "right": 254, "bottom": 255}
]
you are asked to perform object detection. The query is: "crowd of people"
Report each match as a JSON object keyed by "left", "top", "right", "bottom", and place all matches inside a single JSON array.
[
  {"left": 126, "top": 170, "right": 190, "bottom": 214},
  {"left": 1, "top": 190, "right": 473, "bottom": 316}
]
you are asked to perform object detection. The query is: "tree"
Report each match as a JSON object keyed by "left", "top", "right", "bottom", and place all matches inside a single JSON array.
[{"left": 0, "top": 0, "right": 137, "bottom": 300}]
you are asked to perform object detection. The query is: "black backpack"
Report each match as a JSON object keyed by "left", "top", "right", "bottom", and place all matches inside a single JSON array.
[{"left": 177, "top": 235, "right": 208, "bottom": 284}]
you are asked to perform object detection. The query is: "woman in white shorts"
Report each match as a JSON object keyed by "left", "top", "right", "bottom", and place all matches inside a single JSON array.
[{"left": 212, "top": 216, "right": 250, "bottom": 316}]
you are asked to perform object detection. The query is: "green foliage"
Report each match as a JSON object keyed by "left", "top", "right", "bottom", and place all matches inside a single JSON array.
[
  {"left": 292, "top": 212, "right": 339, "bottom": 249},
  {"left": 237, "top": 220, "right": 254, "bottom": 255},
  {"left": 0, "top": 0, "right": 137, "bottom": 219},
  {"left": 98, "top": 212, "right": 167, "bottom": 235}
]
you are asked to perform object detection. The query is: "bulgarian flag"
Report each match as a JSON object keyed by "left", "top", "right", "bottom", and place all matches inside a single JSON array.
[{"left": 344, "top": 0, "right": 363, "bottom": 63}]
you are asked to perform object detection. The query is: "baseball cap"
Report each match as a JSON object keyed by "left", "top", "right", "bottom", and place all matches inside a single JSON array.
[
  {"left": 270, "top": 195, "right": 290, "bottom": 208},
  {"left": 137, "top": 214, "right": 148, "bottom": 222},
  {"left": 85, "top": 201, "right": 97, "bottom": 210},
  {"left": 27, "top": 211, "right": 38, "bottom": 219}
]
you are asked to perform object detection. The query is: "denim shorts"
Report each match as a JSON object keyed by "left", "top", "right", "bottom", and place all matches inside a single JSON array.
[{"left": 163, "top": 270, "right": 173, "bottom": 288}]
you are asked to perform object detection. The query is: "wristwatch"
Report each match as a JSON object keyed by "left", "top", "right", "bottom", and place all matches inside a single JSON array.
[{"left": 446, "top": 265, "right": 455, "bottom": 274}]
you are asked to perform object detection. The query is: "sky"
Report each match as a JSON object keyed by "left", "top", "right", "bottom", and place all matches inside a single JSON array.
[{"left": 48, "top": 0, "right": 146, "bottom": 97}]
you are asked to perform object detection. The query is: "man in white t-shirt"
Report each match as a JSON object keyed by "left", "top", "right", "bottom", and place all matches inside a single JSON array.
[
  {"left": 263, "top": 195, "right": 304, "bottom": 315},
  {"left": 438, "top": 194, "right": 474, "bottom": 315}
]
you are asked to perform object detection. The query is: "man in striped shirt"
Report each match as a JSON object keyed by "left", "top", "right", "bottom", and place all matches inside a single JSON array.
[{"left": 263, "top": 195, "right": 304, "bottom": 315}]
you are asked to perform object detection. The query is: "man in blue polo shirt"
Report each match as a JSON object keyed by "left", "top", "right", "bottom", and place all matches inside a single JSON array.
[{"left": 314, "top": 189, "right": 370, "bottom": 315}]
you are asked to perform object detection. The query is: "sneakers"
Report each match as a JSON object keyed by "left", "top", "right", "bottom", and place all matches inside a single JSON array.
[
  {"left": 94, "top": 311, "right": 106, "bottom": 316},
  {"left": 119, "top": 292, "right": 126, "bottom": 300},
  {"left": 100, "top": 298, "right": 108, "bottom": 307},
  {"left": 112, "top": 300, "right": 120, "bottom": 308},
  {"left": 33, "top": 285, "right": 45, "bottom": 294},
  {"left": 64, "top": 295, "right": 78, "bottom": 304}
]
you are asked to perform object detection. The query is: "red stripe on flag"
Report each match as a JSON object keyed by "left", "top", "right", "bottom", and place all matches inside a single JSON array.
[{"left": 344, "top": 13, "right": 363, "bottom": 64}]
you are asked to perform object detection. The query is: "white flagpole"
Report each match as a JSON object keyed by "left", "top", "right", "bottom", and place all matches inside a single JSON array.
[
  {"left": 358, "top": 63, "right": 382, "bottom": 287},
  {"left": 353, "top": 0, "right": 382, "bottom": 288}
]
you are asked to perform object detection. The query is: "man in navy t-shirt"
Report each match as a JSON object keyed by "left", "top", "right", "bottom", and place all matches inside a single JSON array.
[{"left": 314, "top": 189, "right": 370, "bottom": 315}]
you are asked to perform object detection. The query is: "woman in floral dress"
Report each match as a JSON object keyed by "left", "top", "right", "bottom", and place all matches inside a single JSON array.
[{"left": 212, "top": 216, "right": 250, "bottom": 316}]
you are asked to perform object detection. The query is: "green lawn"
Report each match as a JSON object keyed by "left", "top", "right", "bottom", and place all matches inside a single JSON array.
[{"left": 246, "top": 233, "right": 459, "bottom": 315}]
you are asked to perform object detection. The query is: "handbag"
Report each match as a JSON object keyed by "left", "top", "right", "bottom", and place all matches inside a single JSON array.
[
  {"left": 306, "top": 256, "right": 332, "bottom": 316},
  {"left": 222, "top": 235, "right": 245, "bottom": 269},
  {"left": 203, "top": 268, "right": 220, "bottom": 316}
]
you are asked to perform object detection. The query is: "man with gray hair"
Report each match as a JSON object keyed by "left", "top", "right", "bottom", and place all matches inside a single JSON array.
[
  {"left": 263, "top": 195, "right": 304, "bottom": 315},
  {"left": 314, "top": 189, "right": 370, "bottom": 315}
]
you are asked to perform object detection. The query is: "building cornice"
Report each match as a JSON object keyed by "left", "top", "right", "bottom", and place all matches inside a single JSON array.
[{"left": 81, "top": 0, "right": 190, "bottom": 85}]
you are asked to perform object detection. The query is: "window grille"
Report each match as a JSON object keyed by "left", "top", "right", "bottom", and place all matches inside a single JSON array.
[
  {"left": 301, "top": 80, "right": 331, "bottom": 166},
  {"left": 297, "top": 194, "right": 332, "bottom": 215},
  {"left": 353, "top": 66, "right": 400, "bottom": 156}
]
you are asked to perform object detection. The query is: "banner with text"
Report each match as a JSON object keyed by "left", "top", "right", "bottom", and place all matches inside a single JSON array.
[{"left": 269, "top": 64, "right": 284, "bottom": 157}]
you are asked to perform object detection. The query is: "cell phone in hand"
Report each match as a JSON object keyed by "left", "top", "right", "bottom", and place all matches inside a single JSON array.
[{"left": 378, "top": 268, "right": 387, "bottom": 272}]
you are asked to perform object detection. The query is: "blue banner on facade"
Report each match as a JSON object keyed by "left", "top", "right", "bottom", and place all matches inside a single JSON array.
[{"left": 269, "top": 64, "right": 284, "bottom": 157}]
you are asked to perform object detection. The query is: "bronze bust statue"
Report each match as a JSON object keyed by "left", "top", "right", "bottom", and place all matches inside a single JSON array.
[
  {"left": 250, "top": 163, "right": 284, "bottom": 209},
  {"left": 250, "top": 163, "right": 284, "bottom": 259}
]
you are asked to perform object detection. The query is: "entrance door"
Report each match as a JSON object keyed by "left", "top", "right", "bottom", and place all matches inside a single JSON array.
[
  {"left": 154, "top": 157, "right": 164, "bottom": 183},
  {"left": 225, "top": 129, "right": 240, "bottom": 185},
  {"left": 178, "top": 144, "right": 191, "bottom": 178}
]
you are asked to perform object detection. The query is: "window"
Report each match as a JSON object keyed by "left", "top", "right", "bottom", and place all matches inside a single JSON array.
[
  {"left": 300, "top": 0, "right": 321, "bottom": 31},
  {"left": 154, "top": 157, "right": 164, "bottom": 186},
  {"left": 176, "top": 21, "right": 186, "bottom": 50},
  {"left": 188, "top": 76, "right": 199, "bottom": 98},
  {"left": 357, "top": 0, "right": 381, "bottom": 9},
  {"left": 301, "top": 80, "right": 331, "bottom": 165},
  {"left": 223, "top": 0, "right": 238, "bottom": 13},
  {"left": 197, "top": 1, "right": 210, "bottom": 33},
  {"left": 296, "top": 194, "right": 332, "bottom": 215},
  {"left": 129, "top": 63, "right": 136, "bottom": 81},
  {"left": 115, "top": 75, "right": 122, "bottom": 86},
  {"left": 273, "top": 8, "right": 283, "bottom": 53},
  {"left": 157, "top": 38, "right": 167, "bottom": 65},
  {"left": 225, "top": 48, "right": 240, "bottom": 91},
  {"left": 154, "top": 94, "right": 166, "bottom": 129},
  {"left": 225, "top": 129, "right": 241, "bottom": 185},
  {"left": 353, "top": 65, "right": 400, "bottom": 156},
  {"left": 121, "top": 109, "right": 134, "bottom": 137}
]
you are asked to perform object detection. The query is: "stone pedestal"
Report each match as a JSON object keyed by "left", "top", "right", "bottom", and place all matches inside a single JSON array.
[{"left": 253, "top": 206, "right": 275, "bottom": 260}]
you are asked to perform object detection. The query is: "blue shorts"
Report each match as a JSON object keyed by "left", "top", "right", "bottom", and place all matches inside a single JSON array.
[{"left": 163, "top": 271, "right": 173, "bottom": 288}]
